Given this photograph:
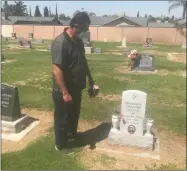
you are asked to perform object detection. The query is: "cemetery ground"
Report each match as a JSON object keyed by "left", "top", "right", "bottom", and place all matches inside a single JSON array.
[{"left": 1, "top": 40, "right": 186, "bottom": 170}]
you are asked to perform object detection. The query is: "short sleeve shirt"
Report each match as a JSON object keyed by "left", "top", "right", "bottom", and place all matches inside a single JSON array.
[{"left": 51, "top": 30, "right": 86, "bottom": 90}]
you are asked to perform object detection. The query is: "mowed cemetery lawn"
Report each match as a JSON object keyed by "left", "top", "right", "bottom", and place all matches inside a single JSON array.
[{"left": 1, "top": 41, "right": 186, "bottom": 170}]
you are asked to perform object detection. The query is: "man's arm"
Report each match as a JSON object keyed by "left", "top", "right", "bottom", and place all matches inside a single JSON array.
[
  {"left": 52, "top": 64, "right": 68, "bottom": 95},
  {"left": 51, "top": 40, "right": 72, "bottom": 102}
]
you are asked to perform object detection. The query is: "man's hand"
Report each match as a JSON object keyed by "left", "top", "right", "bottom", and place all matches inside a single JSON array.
[
  {"left": 88, "top": 77, "right": 94, "bottom": 87},
  {"left": 63, "top": 93, "right": 73, "bottom": 103}
]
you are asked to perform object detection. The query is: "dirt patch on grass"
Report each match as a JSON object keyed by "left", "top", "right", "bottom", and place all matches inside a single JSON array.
[
  {"left": 97, "top": 93, "right": 121, "bottom": 101},
  {"left": 2, "top": 111, "right": 186, "bottom": 169},
  {"left": 2, "top": 109, "right": 54, "bottom": 154},
  {"left": 116, "top": 65, "right": 157, "bottom": 75},
  {"left": 104, "top": 52, "right": 123, "bottom": 55},
  {"left": 140, "top": 50, "right": 167, "bottom": 56},
  {"left": 116, "top": 66, "right": 186, "bottom": 78},
  {"left": 167, "top": 53, "right": 186, "bottom": 64},
  {"left": 78, "top": 122, "right": 186, "bottom": 170},
  {"left": 158, "top": 69, "right": 186, "bottom": 78}
]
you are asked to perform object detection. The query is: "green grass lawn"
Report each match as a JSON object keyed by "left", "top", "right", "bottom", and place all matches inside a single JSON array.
[{"left": 1, "top": 41, "right": 186, "bottom": 169}]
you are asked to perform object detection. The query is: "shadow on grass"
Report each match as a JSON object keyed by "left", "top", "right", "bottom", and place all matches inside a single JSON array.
[{"left": 71, "top": 122, "right": 111, "bottom": 149}]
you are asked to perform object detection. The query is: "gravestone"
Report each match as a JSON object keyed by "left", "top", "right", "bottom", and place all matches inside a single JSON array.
[
  {"left": 133, "top": 54, "right": 155, "bottom": 71},
  {"left": 35, "top": 39, "right": 44, "bottom": 44},
  {"left": 47, "top": 44, "right": 51, "bottom": 51},
  {"left": 122, "top": 37, "right": 127, "bottom": 47},
  {"left": 78, "top": 31, "right": 92, "bottom": 54},
  {"left": 94, "top": 48, "right": 102, "bottom": 54},
  {"left": 1, "top": 84, "right": 22, "bottom": 121},
  {"left": 79, "top": 31, "right": 91, "bottom": 47},
  {"left": 18, "top": 38, "right": 32, "bottom": 48},
  {"left": 143, "top": 38, "right": 152, "bottom": 48},
  {"left": 182, "top": 40, "right": 186, "bottom": 48},
  {"left": 108, "top": 90, "right": 156, "bottom": 149},
  {"left": 104, "top": 38, "right": 108, "bottom": 42},
  {"left": 1, "top": 83, "right": 37, "bottom": 135}
]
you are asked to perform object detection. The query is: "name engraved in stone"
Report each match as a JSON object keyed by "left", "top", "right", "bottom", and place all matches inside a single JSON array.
[{"left": 125, "top": 115, "right": 143, "bottom": 124}]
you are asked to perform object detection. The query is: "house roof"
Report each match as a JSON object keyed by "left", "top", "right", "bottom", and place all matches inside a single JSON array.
[
  {"left": 89, "top": 16, "right": 119, "bottom": 25},
  {"left": 8, "top": 16, "right": 57, "bottom": 23},
  {"left": 128, "top": 17, "right": 148, "bottom": 27},
  {"left": 60, "top": 16, "right": 120, "bottom": 26},
  {"left": 148, "top": 22, "right": 175, "bottom": 28},
  {"left": 60, "top": 19, "right": 70, "bottom": 25},
  {"left": 1, "top": 12, "right": 179, "bottom": 28},
  {"left": 1, "top": 18, "right": 13, "bottom": 25}
]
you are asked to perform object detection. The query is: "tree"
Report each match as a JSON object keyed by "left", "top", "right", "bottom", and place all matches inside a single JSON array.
[
  {"left": 29, "top": 6, "right": 32, "bottom": 16},
  {"left": 137, "top": 11, "right": 139, "bottom": 17},
  {"left": 59, "top": 13, "right": 66, "bottom": 19},
  {"left": 89, "top": 12, "right": 96, "bottom": 16},
  {"left": 26, "top": 8, "right": 29, "bottom": 16},
  {"left": 59, "top": 13, "right": 71, "bottom": 20},
  {"left": 174, "top": 20, "right": 186, "bottom": 37},
  {"left": 48, "top": 6, "right": 51, "bottom": 17},
  {"left": 43, "top": 6, "right": 49, "bottom": 17},
  {"left": 13, "top": 1, "right": 27, "bottom": 16},
  {"left": 168, "top": 1, "right": 186, "bottom": 19},
  {"left": 145, "top": 14, "right": 148, "bottom": 18},
  {"left": 55, "top": 3, "right": 58, "bottom": 17},
  {"left": 34, "top": 5, "right": 42, "bottom": 17},
  {"left": 3, "top": 1, "right": 9, "bottom": 19},
  {"left": 148, "top": 15, "right": 156, "bottom": 22},
  {"left": 50, "top": 13, "right": 56, "bottom": 17},
  {"left": 171, "top": 15, "right": 175, "bottom": 21},
  {"left": 3, "top": 1, "right": 27, "bottom": 17}
]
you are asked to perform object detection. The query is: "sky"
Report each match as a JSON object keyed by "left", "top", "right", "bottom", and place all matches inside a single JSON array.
[{"left": 3, "top": 1, "right": 183, "bottom": 18}]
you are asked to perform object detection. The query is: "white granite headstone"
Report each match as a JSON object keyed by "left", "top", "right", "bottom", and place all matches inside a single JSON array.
[
  {"left": 104, "top": 38, "right": 108, "bottom": 42},
  {"left": 122, "top": 37, "right": 127, "bottom": 47},
  {"left": 182, "top": 40, "right": 186, "bottom": 49},
  {"left": 108, "top": 90, "right": 156, "bottom": 150},
  {"left": 120, "top": 90, "right": 146, "bottom": 136}
]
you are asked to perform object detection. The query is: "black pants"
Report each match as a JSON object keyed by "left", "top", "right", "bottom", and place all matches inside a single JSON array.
[{"left": 52, "top": 88, "right": 82, "bottom": 148}]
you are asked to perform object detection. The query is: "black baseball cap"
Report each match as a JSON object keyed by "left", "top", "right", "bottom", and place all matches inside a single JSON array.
[{"left": 70, "top": 12, "right": 91, "bottom": 31}]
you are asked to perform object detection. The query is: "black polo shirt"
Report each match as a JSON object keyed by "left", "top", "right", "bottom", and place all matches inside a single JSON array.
[{"left": 51, "top": 29, "right": 87, "bottom": 91}]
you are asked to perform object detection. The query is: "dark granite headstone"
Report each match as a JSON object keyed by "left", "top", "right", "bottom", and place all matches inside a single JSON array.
[
  {"left": 1, "top": 84, "right": 22, "bottom": 121},
  {"left": 78, "top": 31, "right": 91, "bottom": 47},
  {"left": 18, "top": 38, "right": 32, "bottom": 48},
  {"left": 94, "top": 48, "right": 102, "bottom": 54},
  {"left": 134, "top": 54, "right": 155, "bottom": 71}
]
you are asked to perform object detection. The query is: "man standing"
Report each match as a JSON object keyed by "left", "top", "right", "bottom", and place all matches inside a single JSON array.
[{"left": 51, "top": 12, "right": 96, "bottom": 155}]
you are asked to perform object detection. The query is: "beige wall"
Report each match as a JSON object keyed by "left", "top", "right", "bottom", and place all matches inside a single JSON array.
[
  {"left": 2, "top": 25, "right": 14, "bottom": 37},
  {"left": 34, "top": 26, "right": 54, "bottom": 39},
  {"left": 122, "top": 28, "right": 148, "bottom": 43},
  {"left": 5, "top": 25, "right": 185, "bottom": 44},
  {"left": 14, "top": 25, "right": 34, "bottom": 38},
  {"left": 97, "top": 27, "right": 123, "bottom": 42},
  {"left": 54, "top": 26, "right": 66, "bottom": 38}
]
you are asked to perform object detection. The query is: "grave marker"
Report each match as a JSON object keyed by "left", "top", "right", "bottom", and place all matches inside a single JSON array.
[
  {"left": 1, "top": 84, "right": 22, "bottom": 121},
  {"left": 108, "top": 90, "right": 157, "bottom": 149},
  {"left": 143, "top": 38, "right": 152, "bottom": 48},
  {"left": 134, "top": 54, "right": 155, "bottom": 71}
]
